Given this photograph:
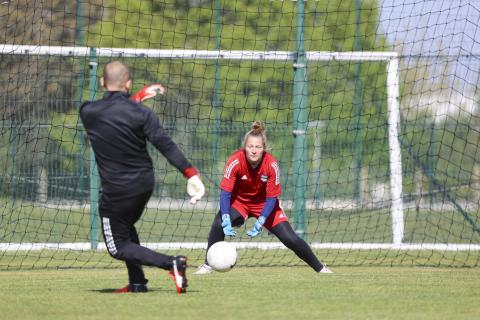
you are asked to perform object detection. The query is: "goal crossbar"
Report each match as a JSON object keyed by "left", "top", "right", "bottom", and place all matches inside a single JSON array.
[{"left": 0, "top": 44, "right": 398, "bottom": 61}]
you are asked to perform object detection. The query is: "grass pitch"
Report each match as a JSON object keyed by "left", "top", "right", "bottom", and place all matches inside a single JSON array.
[{"left": 0, "top": 266, "right": 478, "bottom": 320}]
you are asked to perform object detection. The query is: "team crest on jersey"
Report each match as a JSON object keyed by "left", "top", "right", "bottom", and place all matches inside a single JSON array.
[{"left": 260, "top": 174, "right": 268, "bottom": 182}]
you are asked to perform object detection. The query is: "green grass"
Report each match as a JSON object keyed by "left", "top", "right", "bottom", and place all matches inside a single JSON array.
[
  {"left": 1, "top": 248, "right": 479, "bottom": 270},
  {"left": 2, "top": 204, "right": 479, "bottom": 244},
  {"left": 1, "top": 201, "right": 479, "bottom": 269},
  {"left": 0, "top": 266, "right": 478, "bottom": 320}
]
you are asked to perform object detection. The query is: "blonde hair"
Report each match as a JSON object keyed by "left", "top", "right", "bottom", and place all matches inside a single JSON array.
[{"left": 243, "top": 121, "right": 267, "bottom": 150}]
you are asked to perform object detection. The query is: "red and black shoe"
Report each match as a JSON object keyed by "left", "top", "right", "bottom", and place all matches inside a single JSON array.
[
  {"left": 168, "top": 256, "right": 188, "bottom": 294},
  {"left": 113, "top": 283, "right": 148, "bottom": 293}
]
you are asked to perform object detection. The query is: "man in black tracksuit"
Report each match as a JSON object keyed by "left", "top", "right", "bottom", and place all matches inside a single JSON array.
[{"left": 79, "top": 61, "right": 205, "bottom": 294}]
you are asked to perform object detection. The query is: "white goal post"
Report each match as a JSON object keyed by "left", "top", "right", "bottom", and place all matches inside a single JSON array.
[{"left": 1, "top": 44, "right": 478, "bottom": 252}]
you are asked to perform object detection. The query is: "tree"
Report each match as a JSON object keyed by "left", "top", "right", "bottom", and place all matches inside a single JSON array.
[{"left": 0, "top": 0, "right": 103, "bottom": 200}]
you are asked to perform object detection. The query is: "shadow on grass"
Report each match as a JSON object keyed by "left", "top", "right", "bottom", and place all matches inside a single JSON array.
[{"left": 90, "top": 288, "right": 200, "bottom": 294}]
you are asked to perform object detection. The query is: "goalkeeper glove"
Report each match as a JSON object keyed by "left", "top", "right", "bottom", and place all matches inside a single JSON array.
[
  {"left": 187, "top": 175, "right": 205, "bottom": 204},
  {"left": 246, "top": 216, "right": 266, "bottom": 238},
  {"left": 131, "top": 84, "right": 166, "bottom": 103},
  {"left": 221, "top": 214, "right": 236, "bottom": 237}
]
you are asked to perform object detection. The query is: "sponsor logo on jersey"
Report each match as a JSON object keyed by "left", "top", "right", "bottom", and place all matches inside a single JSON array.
[{"left": 241, "top": 175, "right": 248, "bottom": 180}]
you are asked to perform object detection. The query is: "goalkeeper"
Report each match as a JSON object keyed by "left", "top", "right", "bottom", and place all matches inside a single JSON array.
[
  {"left": 80, "top": 61, "right": 205, "bottom": 294},
  {"left": 194, "top": 121, "right": 332, "bottom": 275}
]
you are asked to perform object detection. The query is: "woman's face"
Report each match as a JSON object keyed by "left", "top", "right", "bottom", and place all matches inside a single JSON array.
[{"left": 244, "top": 135, "right": 264, "bottom": 168}]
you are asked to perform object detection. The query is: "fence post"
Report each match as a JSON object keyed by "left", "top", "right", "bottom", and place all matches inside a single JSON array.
[
  {"left": 212, "top": 0, "right": 222, "bottom": 193},
  {"left": 353, "top": 0, "right": 363, "bottom": 208},
  {"left": 10, "top": 114, "right": 18, "bottom": 209},
  {"left": 88, "top": 48, "right": 99, "bottom": 250},
  {"left": 475, "top": 164, "right": 480, "bottom": 210},
  {"left": 292, "top": 0, "right": 308, "bottom": 239},
  {"left": 75, "top": 0, "right": 86, "bottom": 203}
]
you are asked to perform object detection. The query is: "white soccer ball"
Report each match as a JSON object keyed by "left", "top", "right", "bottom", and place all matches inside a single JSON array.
[{"left": 207, "top": 241, "right": 237, "bottom": 272}]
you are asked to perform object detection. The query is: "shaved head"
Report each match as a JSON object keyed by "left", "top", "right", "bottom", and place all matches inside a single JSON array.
[{"left": 102, "top": 61, "right": 132, "bottom": 91}]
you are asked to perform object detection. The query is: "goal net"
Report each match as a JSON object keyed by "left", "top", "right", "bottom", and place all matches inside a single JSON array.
[{"left": 0, "top": 0, "right": 479, "bottom": 269}]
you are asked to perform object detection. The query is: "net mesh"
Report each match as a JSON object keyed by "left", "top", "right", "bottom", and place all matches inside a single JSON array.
[{"left": 0, "top": 0, "right": 479, "bottom": 269}]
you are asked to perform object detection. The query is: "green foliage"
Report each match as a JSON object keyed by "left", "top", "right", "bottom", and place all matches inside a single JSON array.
[
  {"left": 49, "top": 112, "right": 85, "bottom": 172},
  {"left": 0, "top": 0, "right": 103, "bottom": 45},
  {"left": 83, "top": 1, "right": 394, "bottom": 196},
  {"left": 87, "top": 0, "right": 389, "bottom": 124}
]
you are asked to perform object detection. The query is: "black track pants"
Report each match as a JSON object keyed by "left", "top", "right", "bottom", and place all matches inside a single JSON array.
[{"left": 99, "top": 190, "right": 174, "bottom": 284}]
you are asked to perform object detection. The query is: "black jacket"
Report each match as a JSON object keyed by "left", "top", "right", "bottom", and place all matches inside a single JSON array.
[{"left": 80, "top": 91, "right": 191, "bottom": 198}]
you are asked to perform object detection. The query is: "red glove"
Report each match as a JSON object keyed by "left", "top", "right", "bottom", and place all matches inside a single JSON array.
[{"left": 130, "top": 84, "right": 166, "bottom": 103}]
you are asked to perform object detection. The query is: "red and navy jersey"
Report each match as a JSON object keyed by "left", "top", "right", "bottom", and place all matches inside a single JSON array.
[{"left": 220, "top": 149, "right": 281, "bottom": 204}]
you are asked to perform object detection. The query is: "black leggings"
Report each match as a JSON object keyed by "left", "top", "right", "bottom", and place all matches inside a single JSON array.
[{"left": 206, "top": 209, "right": 324, "bottom": 272}]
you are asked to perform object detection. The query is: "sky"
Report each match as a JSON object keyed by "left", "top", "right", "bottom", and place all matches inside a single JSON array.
[
  {"left": 378, "top": 0, "right": 480, "bottom": 112},
  {"left": 379, "top": 0, "right": 480, "bottom": 55},
  {"left": 378, "top": 0, "right": 480, "bottom": 89}
]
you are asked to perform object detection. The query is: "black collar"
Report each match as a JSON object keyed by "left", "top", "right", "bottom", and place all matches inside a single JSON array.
[{"left": 103, "top": 91, "right": 130, "bottom": 99}]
